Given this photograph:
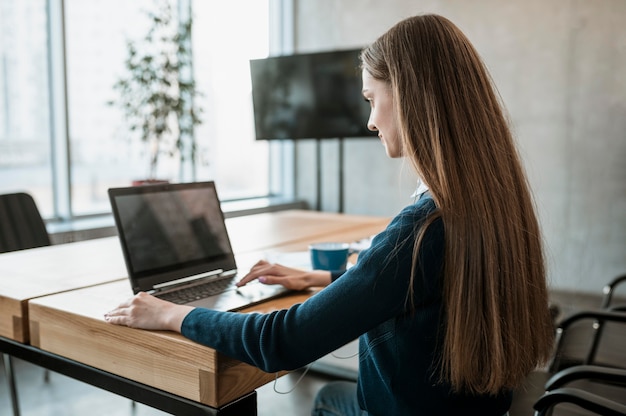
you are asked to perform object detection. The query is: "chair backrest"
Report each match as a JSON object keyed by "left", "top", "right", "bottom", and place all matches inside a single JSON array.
[
  {"left": 550, "top": 306, "right": 626, "bottom": 373},
  {"left": 0, "top": 192, "right": 51, "bottom": 253}
]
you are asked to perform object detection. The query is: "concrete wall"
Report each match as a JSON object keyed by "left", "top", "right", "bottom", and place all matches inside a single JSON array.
[{"left": 291, "top": 0, "right": 626, "bottom": 293}]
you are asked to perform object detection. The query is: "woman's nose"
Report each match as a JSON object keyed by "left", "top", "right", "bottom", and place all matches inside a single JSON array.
[{"left": 367, "top": 118, "right": 377, "bottom": 132}]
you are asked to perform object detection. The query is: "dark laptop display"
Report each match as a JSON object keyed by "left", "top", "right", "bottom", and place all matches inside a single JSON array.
[{"left": 108, "top": 181, "right": 289, "bottom": 310}]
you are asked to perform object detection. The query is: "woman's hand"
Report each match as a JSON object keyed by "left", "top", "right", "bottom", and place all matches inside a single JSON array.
[
  {"left": 104, "top": 292, "right": 194, "bottom": 332},
  {"left": 237, "top": 260, "right": 332, "bottom": 291}
]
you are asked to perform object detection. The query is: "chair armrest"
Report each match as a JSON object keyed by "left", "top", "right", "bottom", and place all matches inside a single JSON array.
[
  {"left": 533, "top": 387, "right": 626, "bottom": 416},
  {"left": 557, "top": 310, "right": 626, "bottom": 330},
  {"left": 545, "top": 365, "right": 626, "bottom": 390},
  {"left": 549, "top": 310, "right": 626, "bottom": 371},
  {"left": 602, "top": 274, "right": 626, "bottom": 308}
]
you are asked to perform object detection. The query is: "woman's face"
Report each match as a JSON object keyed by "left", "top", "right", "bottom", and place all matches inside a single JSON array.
[{"left": 362, "top": 70, "right": 402, "bottom": 158}]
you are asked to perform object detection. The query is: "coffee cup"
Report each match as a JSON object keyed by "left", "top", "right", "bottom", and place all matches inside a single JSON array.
[{"left": 309, "top": 242, "right": 352, "bottom": 272}]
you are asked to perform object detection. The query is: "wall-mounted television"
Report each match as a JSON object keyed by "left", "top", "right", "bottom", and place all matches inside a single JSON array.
[{"left": 249, "top": 48, "right": 377, "bottom": 141}]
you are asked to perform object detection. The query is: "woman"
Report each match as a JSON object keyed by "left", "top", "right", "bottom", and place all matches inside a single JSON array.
[{"left": 106, "top": 14, "right": 555, "bottom": 415}]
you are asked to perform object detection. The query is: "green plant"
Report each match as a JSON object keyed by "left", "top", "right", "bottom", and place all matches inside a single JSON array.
[{"left": 109, "top": 0, "right": 202, "bottom": 180}]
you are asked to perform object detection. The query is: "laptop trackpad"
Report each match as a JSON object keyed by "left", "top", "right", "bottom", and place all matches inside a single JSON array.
[{"left": 187, "top": 283, "right": 290, "bottom": 311}]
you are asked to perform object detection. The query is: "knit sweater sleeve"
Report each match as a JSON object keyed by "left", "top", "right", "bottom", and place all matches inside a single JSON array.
[
  {"left": 330, "top": 270, "right": 345, "bottom": 282},
  {"left": 180, "top": 197, "right": 442, "bottom": 373}
]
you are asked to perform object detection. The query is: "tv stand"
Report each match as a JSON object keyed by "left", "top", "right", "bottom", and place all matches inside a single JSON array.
[{"left": 315, "top": 137, "right": 345, "bottom": 213}]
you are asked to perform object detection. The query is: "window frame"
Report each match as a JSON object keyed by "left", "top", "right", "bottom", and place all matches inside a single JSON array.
[{"left": 40, "top": 0, "right": 295, "bottom": 224}]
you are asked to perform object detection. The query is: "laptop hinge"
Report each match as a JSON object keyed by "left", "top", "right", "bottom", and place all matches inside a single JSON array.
[{"left": 152, "top": 269, "right": 224, "bottom": 293}]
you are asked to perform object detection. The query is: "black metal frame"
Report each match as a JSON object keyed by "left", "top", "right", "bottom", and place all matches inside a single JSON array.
[
  {"left": 314, "top": 137, "right": 346, "bottom": 213},
  {"left": 533, "top": 365, "right": 626, "bottom": 416},
  {"left": 0, "top": 336, "right": 257, "bottom": 416}
]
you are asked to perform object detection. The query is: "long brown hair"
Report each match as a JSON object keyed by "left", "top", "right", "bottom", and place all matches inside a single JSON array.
[{"left": 361, "top": 14, "right": 554, "bottom": 395}]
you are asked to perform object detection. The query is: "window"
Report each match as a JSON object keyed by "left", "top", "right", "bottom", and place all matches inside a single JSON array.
[
  {"left": 192, "top": 0, "right": 271, "bottom": 200},
  {"left": 0, "top": 0, "right": 283, "bottom": 221},
  {"left": 65, "top": 0, "right": 158, "bottom": 216},
  {"left": 0, "top": 0, "right": 53, "bottom": 217}
]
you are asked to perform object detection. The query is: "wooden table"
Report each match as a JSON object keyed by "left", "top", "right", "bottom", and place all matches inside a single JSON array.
[
  {"left": 0, "top": 209, "right": 388, "bottom": 344},
  {"left": 225, "top": 209, "right": 389, "bottom": 253},
  {"left": 1, "top": 209, "right": 390, "bottom": 415},
  {"left": 0, "top": 237, "right": 127, "bottom": 343},
  {"left": 27, "top": 279, "right": 317, "bottom": 409}
]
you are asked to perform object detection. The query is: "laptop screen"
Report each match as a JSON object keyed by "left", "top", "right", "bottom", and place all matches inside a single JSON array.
[{"left": 108, "top": 181, "right": 237, "bottom": 293}]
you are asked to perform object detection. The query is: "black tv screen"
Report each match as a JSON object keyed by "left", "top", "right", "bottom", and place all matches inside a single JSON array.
[{"left": 249, "top": 49, "right": 376, "bottom": 140}]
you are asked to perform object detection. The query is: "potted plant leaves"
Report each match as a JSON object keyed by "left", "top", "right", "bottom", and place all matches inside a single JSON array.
[{"left": 109, "top": 0, "right": 203, "bottom": 185}]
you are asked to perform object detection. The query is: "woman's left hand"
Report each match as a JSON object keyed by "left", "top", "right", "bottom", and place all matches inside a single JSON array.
[
  {"left": 237, "top": 259, "right": 332, "bottom": 290},
  {"left": 105, "top": 292, "right": 194, "bottom": 332}
]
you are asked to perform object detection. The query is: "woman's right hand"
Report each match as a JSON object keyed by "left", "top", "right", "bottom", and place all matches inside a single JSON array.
[{"left": 237, "top": 259, "right": 332, "bottom": 291}]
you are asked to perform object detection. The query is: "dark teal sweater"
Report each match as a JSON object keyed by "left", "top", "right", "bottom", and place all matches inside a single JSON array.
[{"left": 181, "top": 194, "right": 512, "bottom": 415}]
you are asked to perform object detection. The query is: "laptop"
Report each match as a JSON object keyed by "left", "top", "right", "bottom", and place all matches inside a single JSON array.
[{"left": 108, "top": 181, "right": 291, "bottom": 311}]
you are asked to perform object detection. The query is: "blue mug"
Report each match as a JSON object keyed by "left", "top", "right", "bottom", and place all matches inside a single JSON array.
[{"left": 309, "top": 242, "right": 352, "bottom": 272}]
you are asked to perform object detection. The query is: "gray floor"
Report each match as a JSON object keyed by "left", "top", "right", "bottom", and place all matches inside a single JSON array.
[
  {"left": 0, "top": 357, "right": 339, "bottom": 416},
  {"left": 0, "top": 288, "right": 619, "bottom": 416}
]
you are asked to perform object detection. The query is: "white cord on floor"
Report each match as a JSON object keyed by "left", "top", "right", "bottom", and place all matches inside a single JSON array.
[
  {"left": 331, "top": 351, "right": 359, "bottom": 359},
  {"left": 272, "top": 345, "right": 358, "bottom": 394},
  {"left": 273, "top": 364, "right": 314, "bottom": 394}
]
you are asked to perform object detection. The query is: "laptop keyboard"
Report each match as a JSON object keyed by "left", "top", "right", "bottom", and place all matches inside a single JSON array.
[{"left": 156, "top": 276, "right": 236, "bottom": 305}]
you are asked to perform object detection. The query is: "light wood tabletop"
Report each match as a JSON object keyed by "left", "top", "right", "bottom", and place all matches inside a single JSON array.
[
  {"left": 0, "top": 237, "right": 127, "bottom": 342},
  {"left": 2, "top": 209, "right": 390, "bottom": 409},
  {"left": 225, "top": 209, "right": 389, "bottom": 254},
  {"left": 28, "top": 279, "right": 319, "bottom": 407},
  {"left": 0, "top": 209, "right": 388, "bottom": 344}
]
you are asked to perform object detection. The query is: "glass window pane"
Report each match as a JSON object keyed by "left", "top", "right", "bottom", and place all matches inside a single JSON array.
[
  {"left": 192, "top": 0, "right": 270, "bottom": 200},
  {"left": 65, "top": 0, "right": 271, "bottom": 216},
  {"left": 64, "top": 0, "right": 156, "bottom": 216},
  {"left": 0, "top": 0, "right": 53, "bottom": 217}
]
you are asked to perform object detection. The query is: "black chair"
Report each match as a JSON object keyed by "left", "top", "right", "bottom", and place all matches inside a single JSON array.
[
  {"left": 550, "top": 308, "right": 626, "bottom": 374},
  {"left": 533, "top": 365, "right": 626, "bottom": 415},
  {"left": 511, "top": 303, "right": 626, "bottom": 416},
  {"left": 549, "top": 274, "right": 626, "bottom": 374},
  {"left": 0, "top": 192, "right": 51, "bottom": 253},
  {"left": 0, "top": 192, "right": 51, "bottom": 416}
]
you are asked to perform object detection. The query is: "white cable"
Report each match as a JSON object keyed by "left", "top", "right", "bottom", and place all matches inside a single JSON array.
[
  {"left": 272, "top": 343, "right": 359, "bottom": 394},
  {"left": 331, "top": 351, "right": 359, "bottom": 359},
  {"left": 272, "top": 364, "right": 314, "bottom": 394}
]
